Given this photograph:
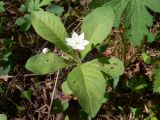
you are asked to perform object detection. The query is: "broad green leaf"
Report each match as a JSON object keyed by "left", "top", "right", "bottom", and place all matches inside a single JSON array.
[
  {"left": 104, "top": 0, "right": 160, "bottom": 45},
  {"left": 85, "top": 57, "right": 124, "bottom": 79},
  {"left": 89, "top": 0, "right": 109, "bottom": 9},
  {"left": 31, "top": 11, "right": 75, "bottom": 57},
  {"left": 99, "top": 57, "right": 124, "bottom": 79},
  {"left": 61, "top": 81, "right": 73, "bottom": 95},
  {"left": 90, "top": 0, "right": 129, "bottom": 27},
  {"left": 124, "top": 0, "right": 155, "bottom": 45},
  {"left": 104, "top": 0, "right": 129, "bottom": 27},
  {"left": 81, "top": 6, "right": 115, "bottom": 58},
  {"left": 67, "top": 65, "right": 106, "bottom": 117},
  {"left": 145, "top": 0, "right": 160, "bottom": 13},
  {"left": 0, "top": 114, "right": 7, "bottom": 120},
  {"left": 25, "top": 52, "right": 70, "bottom": 75}
]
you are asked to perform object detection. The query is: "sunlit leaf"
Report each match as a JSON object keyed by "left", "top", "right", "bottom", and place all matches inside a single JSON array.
[
  {"left": 0, "top": 114, "right": 7, "bottom": 120},
  {"left": 31, "top": 11, "right": 75, "bottom": 57},
  {"left": 25, "top": 52, "right": 71, "bottom": 75},
  {"left": 67, "top": 64, "right": 106, "bottom": 117},
  {"left": 81, "top": 6, "right": 115, "bottom": 58}
]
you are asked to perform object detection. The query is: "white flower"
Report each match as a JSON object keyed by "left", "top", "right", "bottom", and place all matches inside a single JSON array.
[
  {"left": 66, "top": 32, "right": 89, "bottom": 50},
  {"left": 42, "top": 48, "right": 49, "bottom": 54}
]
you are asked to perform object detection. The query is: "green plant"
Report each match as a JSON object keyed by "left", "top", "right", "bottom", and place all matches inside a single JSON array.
[
  {"left": 25, "top": 6, "right": 125, "bottom": 117},
  {"left": 0, "top": 1, "right": 5, "bottom": 13},
  {"left": 89, "top": 0, "right": 160, "bottom": 45},
  {"left": 46, "top": 4, "right": 64, "bottom": 16},
  {"left": 15, "top": 0, "right": 52, "bottom": 31},
  {"left": 0, "top": 39, "right": 13, "bottom": 76},
  {"left": 153, "top": 67, "right": 160, "bottom": 93},
  {"left": 126, "top": 76, "right": 147, "bottom": 93},
  {"left": 0, "top": 114, "right": 7, "bottom": 120}
]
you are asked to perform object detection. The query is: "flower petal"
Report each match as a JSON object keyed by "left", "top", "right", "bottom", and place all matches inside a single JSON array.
[
  {"left": 42, "top": 48, "right": 49, "bottom": 54},
  {"left": 72, "top": 32, "right": 79, "bottom": 41},
  {"left": 79, "top": 33, "right": 84, "bottom": 41},
  {"left": 66, "top": 38, "right": 76, "bottom": 47},
  {"left": 83, "top": 40, "right": 89, "bottom": 46},
  {"left": 76, "top": 44, "right": 85, "bottom": 50},
  {"left": 72, "top": 45, "right": 78, "bottom": 50}
]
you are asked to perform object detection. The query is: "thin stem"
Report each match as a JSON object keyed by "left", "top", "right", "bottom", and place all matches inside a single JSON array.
[
  {"left": 76, "top": 51, "right": 82, "bottom": 65},
  {"left": 47, "top": 70, "right": 60, "bottom": 119},
  {"left": 0, "top": 73, "right": 40, "bottom": 80}
]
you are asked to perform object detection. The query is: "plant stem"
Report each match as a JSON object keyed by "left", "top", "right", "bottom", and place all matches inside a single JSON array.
[
  {"left": 47, "top": 70, "right": 60, "bottom": 119},
  {"left": 76, "top": 51, "right": 82, "bottom": 65}
]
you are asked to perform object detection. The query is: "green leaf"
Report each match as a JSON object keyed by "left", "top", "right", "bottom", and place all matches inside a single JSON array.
[
  {"left": 89, "top": 0, "right": 109, "bottom": 9},
  {"left": 142, "top": 53, "right": 152, "bottom": 64},
  {"left": 52, "top": 99, "right": 63, "bottom": 113},
  {"left": 61, "top": 81, "right": 73, "bottom": 95},
  {"left": 64, "top": 115, "right": 69, "bottom": 120},
  {"left": 100, "top": 57, "right": 124, "bottom": 79},
  {"left": 104, "top": 0, "right": 160, "bottom": 45},
  {"left": 0, "top": 114, "right": 7, "bottom": 120},
  {"left": 51, "top": 99, "right": 69, "bottom": 113},
  {"left": 62, "top": 101, "right": 69, "bottom": 111},
  {"left": 127, "top": 76, "right": 147, "bottom": 93},
  {"left": 151, "top": 117, "right": 158, "bottom": 120},
  {"left": 15, "top": 14, "right": 31, "bottom": 31},
  {"left": 0, "top": 65, "right": 11, "bottom": 76},
  {"left": 19, "top": 4, "right": 27, "bottom": 12},
  {"left": 0, "top": 1, "right": 5, "bottom": 13},
  {"left": 26, "top": 0, "right": 51, "bottom": 13},
  {"left": 46, "top": 5, "right": 64, "bottom": 16},
  {"left": 153, "top": 68, "right": 160, "bottom": 93},
  {"left": 0, "top": 52, "right": 12, "bottom": 61},
  {"left": 145, "top": 0, "right": 160, "bottom": 13},
  {"left": 130, "top": 107, "right": 141, "bottom": 118},
  {"left": 81, "top": 6, "right": 115, "bottom": 58},
  {"left": 25, "top": 52, "right": 70, "bottom": 75},
  {"left": 20, "top": 90, "right": 33, "bottom": 101},
  {"left": 31, "top": 11, "right": 75, "bottom": 57},
  {"left": 104, "top": 0, "right": 129, "bottom": 27},
  {"left": 26, "top": 0, "right": 38, "bottom": 13},
  {"left": 39, "top": 0, "right": 52, "bottom": 7},
  {"left": 85, "top": 57, "right": 124, "bottom": 79},
  {"left": 124, "top": 0, "right": 155, "bottom": 45},
  {"left": 67, "top": 65, "right": 106, "bottom": 117},
  {"left": 15, "top": 17, "right": 26, "bottom": 25}
]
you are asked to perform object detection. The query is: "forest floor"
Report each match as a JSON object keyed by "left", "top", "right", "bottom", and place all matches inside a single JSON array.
[{"left": 1, "top": 0, "right": 160, "bottom": 120}]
